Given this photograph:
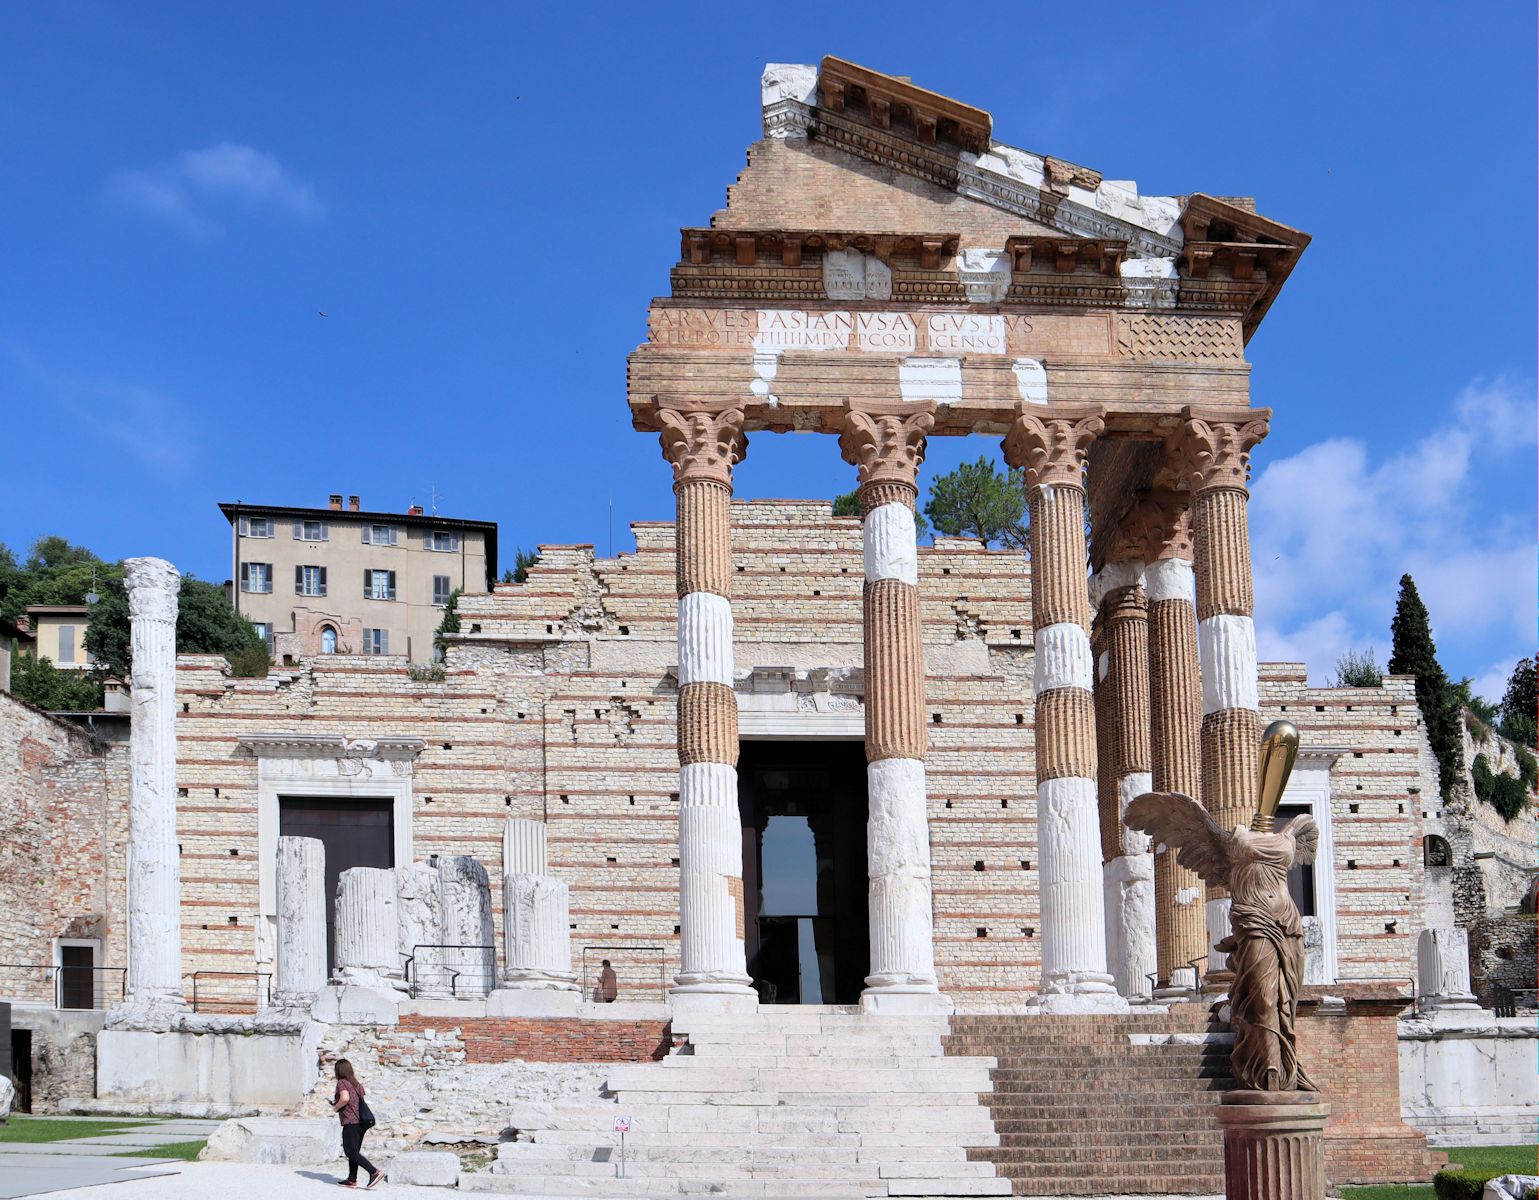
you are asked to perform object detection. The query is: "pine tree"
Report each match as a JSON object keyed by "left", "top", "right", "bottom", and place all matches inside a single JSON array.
[
  {"left": 1388, "top": 573, "right": 1463, "bottom": 798},
  {"left": 1499, "top": 657, "right": 1538, "bottom": 748}
]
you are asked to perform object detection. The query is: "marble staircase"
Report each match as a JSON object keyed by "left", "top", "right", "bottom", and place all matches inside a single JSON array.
[{"left": 463, "top": 1005, "right": 1009, "bottom": 1198}]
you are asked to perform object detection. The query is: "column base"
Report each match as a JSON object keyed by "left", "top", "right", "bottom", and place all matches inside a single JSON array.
[
  {"left": 1030, "top": 971, "right": 1129, "bottom": 1013},
  {"left": 498, "top": 970, "right": 580, "bottom": 992},
  {"left": 668, "top": 990, "right": 759, "bottom": 1026},
  {"left": 487, "top": 989, "right": 581, "bottom": 1018},
  {"left": 104, "top": 995, "right": 188, "bottom": 1032},
  {"left": 1216, "top": 1091, "right": 1331, "bottom": 1200},
  {"left": 310, "top": 982, "right": 400, "bottom": 1026},
  {"left": 860, "top": 987, "right": 954, "bottom": 1016}
]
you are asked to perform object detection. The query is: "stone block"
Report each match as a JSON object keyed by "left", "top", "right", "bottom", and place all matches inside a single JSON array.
[
  {"left": 311, "top": 982, "right": 400, "bottom": 1025},
  {"left": 199, "top": 1117, "right": 340, "bottom": 1165},
  {"left": 486, "top": 989, "right": 581, "bottom": 1018},
  {"left": 97, "top": 1024, "right": 322, "bottom": 1109},
  {"left": 390, "top": 1150, "right": 461, "bottom": 1186},
  {"left": 859, "top": 990, "right": 954, "bottom": 1015}
]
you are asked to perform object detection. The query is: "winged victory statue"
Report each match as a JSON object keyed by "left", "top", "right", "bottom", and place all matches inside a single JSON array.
[{"left": 1124, "top": 721, "right": 1318, "bottom": 1094}]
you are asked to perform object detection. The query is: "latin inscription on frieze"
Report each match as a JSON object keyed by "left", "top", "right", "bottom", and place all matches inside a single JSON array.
[{"left": 648, "top": 307, "right": 1114, "bottom": 358}]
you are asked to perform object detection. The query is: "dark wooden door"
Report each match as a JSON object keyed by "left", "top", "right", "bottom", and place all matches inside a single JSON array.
[
  {"left": 58, "top": 945, "right": 95, "bottom": 1010},
  {"left": 279, "top": 798, "right": 395, "bottom": 973}
]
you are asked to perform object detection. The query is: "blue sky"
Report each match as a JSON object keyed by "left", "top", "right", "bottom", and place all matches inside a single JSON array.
[{"left": 2, "top": 2, "right": 1534, "bottom": 697}]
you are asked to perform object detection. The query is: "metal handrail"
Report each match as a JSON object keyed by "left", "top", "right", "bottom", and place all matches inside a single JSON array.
[
  {"left": 580, "top": 945, "right": 667, "bottom": 1002},
  {"left": 404, "top": 944, "right": 495, "bottom": 999},
  {"left": 1187, "top": 955, "right": 1208, "bottom": 995},
  {"left": 0, "top": 963, "right": 126, "bottom": 1010},
  {"left": 189, "top": 970, "right": 272, "bottom": 1013}
]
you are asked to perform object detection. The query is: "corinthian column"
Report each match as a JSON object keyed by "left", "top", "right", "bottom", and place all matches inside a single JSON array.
[
  {"left": 655, "top": 398, "right": 754, "bottom": 996},
  {"left": 838, "top": 401, "right": 947, "bottom": 1010},
  {"left": 117, "top": 556, "right": 185, "bottom": 1023},
  {"left": 1003, "top": 408, "right": 1122, "bottom": 1008},
  {"left": 1168, "top": 409, "right": 1270, "bottom": 979},
  {"left": 1090, "top": 556, "right": 1155, "bottom": 999}
]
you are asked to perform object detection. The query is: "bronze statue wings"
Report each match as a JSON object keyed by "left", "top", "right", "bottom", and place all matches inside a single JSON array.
[
  {"left": 1282, "top": 813, "right": 1320, "bottom": 866},
  {"left": 1123, "top": 792, "right": 1231, "bottom": 889}
]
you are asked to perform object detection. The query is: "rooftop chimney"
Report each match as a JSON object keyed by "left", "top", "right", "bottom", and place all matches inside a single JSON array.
[
  {"left": 408, "top": 504, "right": 424, "bottom": 516},
  {"left": 348, "top": 495, "right": 360, "bottom": 511},
  {"left": 328, "top": 494, "right": 343, "bottom": 510}
]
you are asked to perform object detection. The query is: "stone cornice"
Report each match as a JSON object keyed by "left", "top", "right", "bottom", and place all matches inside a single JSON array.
[
  {"left": 1002, "top": 406, "right": 1106, "bottom": 492},
  {"left": 1166, "top": 406, "right": 1272, "bottom": 494},
  {"left": 652, "top": 398, "right": 748, "bottom": 488},
  {"left": 237, "top": 734, "right": 426, "bottom": 760},
  {"left": 680, "top": 228, "right": 961, "bottom": 271},
  {"left": 817, "top": 55, "right": 991, "bottom": 154},
  {"left": 838, "top": 402, "right": 935, "bottom": 495}
]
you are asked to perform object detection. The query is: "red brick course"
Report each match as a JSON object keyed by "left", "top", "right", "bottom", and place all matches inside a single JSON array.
[{"left": 397, "top": 1015, "right": 676, "bottom": 1063}]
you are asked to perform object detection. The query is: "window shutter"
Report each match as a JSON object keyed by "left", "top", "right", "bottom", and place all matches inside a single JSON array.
[
  {"left": 391, "top": 526, "right": 400, "bottom": 546},
  {"left": 293, "top": 522, "right": 302, "bottom": 539},
  {"left": 319, "top": 566, "right": 328, "bottom": 596},
  {"left": 292, "top": 565, "right": 301, "bottom": 593},
  {"left": 362, "top": 525, "right": 370, "bottom": 544},
  {"left": 388, "top": 570, "right": 397, "bottom": 600},
  {"left": 364, "top": 570, "right": 372, "bottom": 599},
  {"left": 238, "top": 516, "right": 249, "bottom": 536},
  {"left": 319, "top": 522, "right": 329, "bottom": 542},
  {"left": 380, "top": 630, "right": 389, "bottom": 654}
]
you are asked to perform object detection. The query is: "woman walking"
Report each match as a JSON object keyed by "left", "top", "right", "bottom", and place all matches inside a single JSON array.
[{"left": 330, "top": 1059, "right": 382, "bottom": 1189}]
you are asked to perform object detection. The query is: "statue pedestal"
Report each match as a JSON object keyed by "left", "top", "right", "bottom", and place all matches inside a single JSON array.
[{"left": 1217, "top": 1091, "right": 1331, "bottom": 1200}]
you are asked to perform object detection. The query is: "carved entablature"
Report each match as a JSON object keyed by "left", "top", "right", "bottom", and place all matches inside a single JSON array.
[
  {"left": 1002, "top": 407, "right": 1106, "bottom": 493},
  {"left": 679, "top": 229, "right": 962, "bottom": 271},
  {"left": 237, "top": 733, "right": 425, "bottom": 762},
  {"left": 653, "top": 398, "right": 748, "bottom": 488},
  {"left": 838, "top": 403, "right": 935, "bottom": 498},
  {"left": 1178, "top": 195, "right": 1310, "bottom": 340},
  {"left": 1166, "top": 407, "right": 1272, "bottom": 494},
  {"left": 817, "top": 55, "right": 991, "bottom": 154}
]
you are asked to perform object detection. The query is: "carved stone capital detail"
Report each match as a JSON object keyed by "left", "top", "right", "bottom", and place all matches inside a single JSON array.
[
  {"left": 1001, "top": 407, "right": 1105, "bottom": 492},
  {"left": 1114, "top": 488, "right": 1193, "bottom": 563},
  {"left": 654, "top": 400, "right": 748, "bottom": 488},
  {"left": 1167, "top": 410, "right": 1270, "bottom": 494},
  {"left": 838, "top": 404, "right": 934, "bottom": 495}
]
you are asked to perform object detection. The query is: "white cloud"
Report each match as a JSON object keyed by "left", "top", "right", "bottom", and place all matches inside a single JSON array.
[
  {"left": 1250, "top": 376, "right": 1535, "bottom": 689},
  {"left": 108, "top": 143, "right": 322, "bottom": 236}
]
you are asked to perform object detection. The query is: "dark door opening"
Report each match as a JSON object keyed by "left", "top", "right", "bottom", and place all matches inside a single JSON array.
[
  {"left": 10, "top": 1027, "right": 32, "bottom": 1113},
  {"left": 739, "top": 740, "right": 869, "bottom": 1005},
  {"left": 58, "top": 945, "right": 95, "bottom": 1010},
  {"left": 279, "top": 797, "right": 395, "bottom": 974}
]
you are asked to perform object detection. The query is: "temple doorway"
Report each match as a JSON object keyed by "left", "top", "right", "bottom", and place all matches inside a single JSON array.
[
  {"left": 279, "top": 796, "right": 395, "bottom": 973},
  {"left": 738, "top": 740, "right": 869, "bottom": 1004}
]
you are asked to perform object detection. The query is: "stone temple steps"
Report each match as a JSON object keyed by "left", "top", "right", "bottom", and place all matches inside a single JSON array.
[
  {"left": 943, "top": 1008, "right": 1234, "bottom": 1197},
  {"left": 463, "top": 1006, "right": 1009, "bottom": 1198}
]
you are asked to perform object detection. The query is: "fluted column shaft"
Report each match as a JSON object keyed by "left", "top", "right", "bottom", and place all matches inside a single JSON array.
[
  {"left": 1094, "top": 567, "right": 1156, "bottom": 998},
  {"left": 1170, "top": 411, "right": 1270, "bottom": 977},
  {"left": 123, "top": 557, "right": 185, "bottom": 1016},
  {"left": 274, "top": 835, "right": 327, "bottom": 1007},
  {"left": 840, "top": 404, "right": 941, "bottom": 997},
  {"left": 1147, "top": 550, "right": 1209, "bottom": 989},
  {"left": 1004, "top": 409, "right": 1117, "bottom": 999},
  {"left": 656, "top": 400, "right": 753, "bottom": 994}
]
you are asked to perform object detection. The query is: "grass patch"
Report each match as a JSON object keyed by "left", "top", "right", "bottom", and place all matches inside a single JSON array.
[
  {"left": 1342, "top": 1145, "right": 1538, "bottom": 1200},
  {"left": 111, "top": 1139, "right": 208, "bottom": 1161},
  {"left": 0, "top": 1117, "right": 152, "bottom": 1144},
  {"left": 1440, "top": 1146, "right": 1539, "bottom": 1175}
]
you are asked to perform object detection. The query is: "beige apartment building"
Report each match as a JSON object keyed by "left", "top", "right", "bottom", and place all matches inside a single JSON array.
[
  {"left": 222, "top": 494, "right": 497, "bottom": 664},
  {"left": 24, "top": 605, "right": 93, "bottom": 670}
]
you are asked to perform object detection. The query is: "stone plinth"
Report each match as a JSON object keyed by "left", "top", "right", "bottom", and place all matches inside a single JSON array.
[
  {"left": 1217, "top": 1093, "right": 1330, "bottom": 1200},
  {"left": 273, "top": 837, "right": 326, "bottom": 1008}
]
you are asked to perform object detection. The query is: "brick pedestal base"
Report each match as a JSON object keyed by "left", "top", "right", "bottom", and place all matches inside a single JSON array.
[{"left": 1217, "top": 1093, "right": 1330, "bottom": 1200}]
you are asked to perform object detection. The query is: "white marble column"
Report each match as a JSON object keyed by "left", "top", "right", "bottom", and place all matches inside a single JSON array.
[
  {"left": 121, "top": 556, "right": 185, "bottom": 1020},
  {"left": 396, "top": 862, "right": 446, "bottom": 996},
  {"left": 838, "top": 404, "right": 946, "bottom": 1011},
  {"left": 438, "top": 855, "right": 495, "bottom": 997},
  {"left": 500, "top": 819, "right": 577, "bottom": 990},
  {"left": 334, "top": 867, "right": 398, "bottom": 986},
  {"left": 273, "top": 836, "right": 327, "bottom": 1007},
  {"left": 655, "top": 399, "right": 754, "bottom": 996},
  {"left": 1417, "top": 928, "right": 1479, "bottom": 1009}
]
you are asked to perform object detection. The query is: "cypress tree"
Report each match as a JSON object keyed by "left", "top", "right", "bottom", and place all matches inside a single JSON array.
[{"left": 1388, "top": 573, "right": 1463, "bottom": 798}]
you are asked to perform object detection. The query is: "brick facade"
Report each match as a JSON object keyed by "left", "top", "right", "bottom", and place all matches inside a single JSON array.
[{"left": 395, "top": 1016, "right": 675, "bottom": 1064}]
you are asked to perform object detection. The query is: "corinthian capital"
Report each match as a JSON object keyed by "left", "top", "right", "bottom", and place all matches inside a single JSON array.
[
  {"left": 1112, "top": 488, "right": 1193, "bottom": 563},
  {"left": 1166, "top": 408, "right": 1270, "bottom": 494},
  {"left": 837, "top": 403, "right": 935, "bottom": 501},
  {"left": 654, "top": 399, "right": 748, "bottom": 488},
  {"left": 124, "top": 557, "right": 181, "bottom": 624},
  {"left": 1001, "top": 406, "right": 1105, "bottom": 492}
]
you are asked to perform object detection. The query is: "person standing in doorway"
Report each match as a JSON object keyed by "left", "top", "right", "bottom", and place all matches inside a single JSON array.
[
  {"left": 597, "top": 958, "right": 619, "bottom": 1003},
  {"left": 330, "top": 1059, "right": 382, "bottom": 1189}
]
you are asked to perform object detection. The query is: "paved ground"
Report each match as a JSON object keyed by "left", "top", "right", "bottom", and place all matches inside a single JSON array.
[
  {"left": 22, "top": 1160, "right": 578, "bottom": 1198},
  {"left": 0, "top": 1117, "right": 221, "bottom": 1199}
]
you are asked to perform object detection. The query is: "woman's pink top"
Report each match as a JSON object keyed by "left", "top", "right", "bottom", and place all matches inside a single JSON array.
[{"left": 333, "top": 1079, "right": 365, "bottom": 1125}]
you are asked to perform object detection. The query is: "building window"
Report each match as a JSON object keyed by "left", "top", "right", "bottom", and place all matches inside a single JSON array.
[
  {"left": 433, "top": 575, "right": 452, "bottom": 606},
  {"left": 364, "top": 524, "right": 399, "bottom": 546},
  {"left": 241, "top": 562, "right": 273, "bottom": 594},
  {"left": 1277, "top": 804, "right": 1317, "bottom": 918},
  {"left": 320, "top": 626, "right": 338, "bottom": 655},
  {"left": 251, "top": 622, "right": 273, "bottom": 650},
  {"left": 296, "top": 565, "right": 327, "bottom": 597},
  {"left": 57, "top": 625, "right": 76, "bottom": 664},
  {"left": 427, "top": 530, "right": 461, "bottom": 552},
  {"left": 362, "top": 628, "right": 389, "bottom": 655},
  {"left": 365, "top": 569, "right": 397, "bottom": 601},
  {"left": 294, "top": 520, "right": 329, "bottom": 541},
  {"left": 238, "top": 516, "right": 273, "bottom": 538}
]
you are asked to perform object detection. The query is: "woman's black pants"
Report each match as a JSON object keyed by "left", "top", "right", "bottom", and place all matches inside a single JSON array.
[{"left": 341, "top": 1123, "right": 376, "bottom": 1183}]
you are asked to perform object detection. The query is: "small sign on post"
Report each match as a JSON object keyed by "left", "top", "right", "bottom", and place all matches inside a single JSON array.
[{"left": 613, "top": 1115, "right": 632, "bottom": 1177}]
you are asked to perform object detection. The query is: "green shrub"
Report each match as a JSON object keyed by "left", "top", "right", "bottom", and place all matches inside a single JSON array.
[
  {"left": 225, "top": 642, "right": 270, "bottom": 679},
  {"left": 1435, "top": 1168, "right": 1529, "bottom": 1200},
  {"left": 1334, "top": 648, "right": 1385, "bottom": 688},
  {"left": 1515, "top": 744, "right": 1538, "bottom": 791},
  {"left": 1473, "top": 754, "right": 1530, "bottom": 822},
  {"left": 408, "top": 663, "right": 446, "bottom": 683}
]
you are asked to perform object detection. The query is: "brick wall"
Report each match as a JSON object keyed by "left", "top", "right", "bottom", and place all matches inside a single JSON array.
[{"left": 396, "top": 1015, "right": 674, "bottom": 1064}]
